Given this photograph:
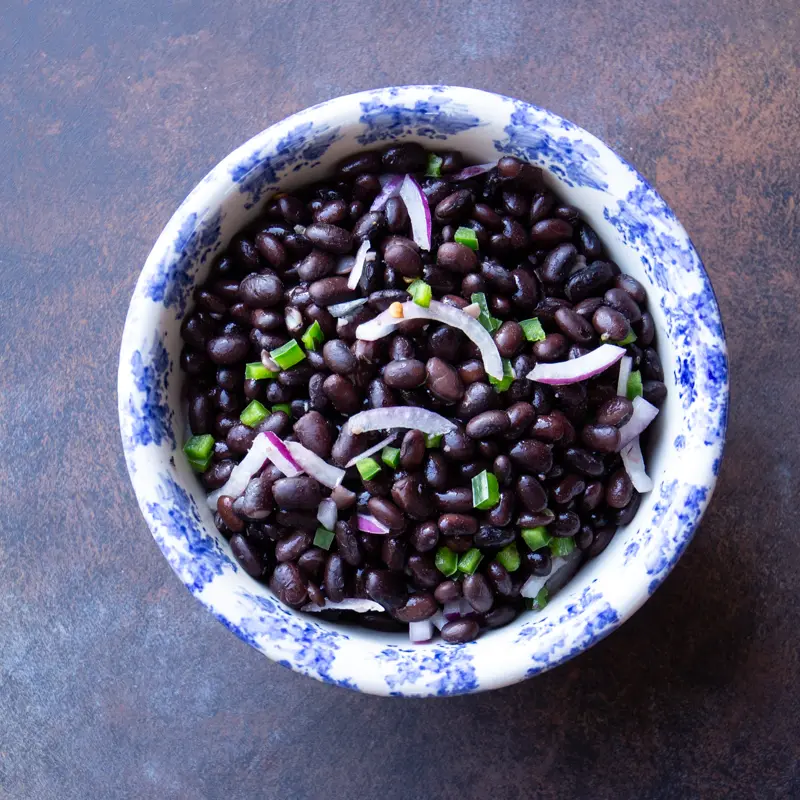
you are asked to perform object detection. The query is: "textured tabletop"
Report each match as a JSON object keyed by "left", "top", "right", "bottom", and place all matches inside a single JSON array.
[{"left": 1, "top": 1, "right": 798, "bottom": 798}]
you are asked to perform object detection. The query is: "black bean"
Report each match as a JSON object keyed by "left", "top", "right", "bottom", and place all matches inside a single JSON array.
[
  {"left": 578, "top": 223, "right": 603, "bottom": 258},
  {"left": 562, "top": 447, "right": 605, "bottom": 477},
  {"left": 483, "top": 605, "right": 517, "bottom": 629},
  {"left": 471, "top": 203, "right": 503, "bottom": 230},
  {"left": 483, "top": 490, "right": 515, "bottom": 527},
  {"left": 319, "top": 340, "right": 355, "bottom": 376},
  {"left": 550, "top": 511, "right": 580, "bottom": 538},
  {"left": 217, "top": 495, "right": 245, "bottom": 534},
  {"left": 323, "top": 553, "right": 346, "bottom": 602},
  {"left": 335, "top": 520, "right": 362, "bottom": 566},
  {"left": 480, "top": 259, "right": 516, "bottom": 293},
  {"left": 642, "top": 347, "right": 664, "bottom": 382},
  {"left": 423, "top": 452, "right": 449, "bottom": 491},
  {"left": 203, "top": 459, "right": 235, "bottom": 490},
  {"left": 540, "top": 243, "right": 577, "bottom": 284},
  {"left": 254, "top": 232, "right": 288, "bottom": 270},
  {"left": 407, "top": 521, "right": 437, "bottom": 554},
  {"left": 391, "top": 476, "right": 433, "bottom": 520},
  {"left": 395, "top": 430, "right": 424, "bottom": 471},
  {"left": 473, "top": 525, "right": 515, "bottom": 551},
  {"left": 592, "top": 306, "right": 632, "bottom": 342},
  {"left": 502, "top": 189, "right": 530, "bottom": 217},
  {"left": 502, "top": 218, "right": 529, "bottom": 250},
  {"left": 552, "top": 474, "right": 586, "bottom": 505},
  {"left": 230, "top": 533, "right": 264, "bottom": 578},
  {"left": 426, "top": 357, "right": 464, "bottom": 404},
  {"left": 607, "top": 469, "right": 634, "bottom": 508},
  {"left": 382, "top": 358, "right": 426, "bottom": 389},
  {"left": 491, "top": 321, "right": 523, "bottom": 358},
  {"left": 596, "top": 396, "right": 633, "bottom": 427},
  {"left": 270, "top": 562, "right": 308, "bottom": 607},
  {"left": 272, "top": 476, "right": 324, "bottom": 510},
  {"left": 276, "top": 510, "right": 318, "bottom": 532},
  {"left": 322, "top": 374, "right": 361, "bottom": 414},
  {"left": 603, "top": 287, "right": 642, "bottom": 323},
  {"left": 367, "top": 497, "right": 405, "bottom": 532},
  {"left": 298, "top": 547, "right": 328, "bottom": 579},
  {"left": 314, "top": 199, "right": 348, "bottom": 225},
  {"left": 434, "top": 487, "right": 474, "bottom": 513},
  {"left": 554, "top": 307, "right": 597, "bottom": 344},
  {"left": 635, "top": 311, "right": 655, "bottom": 347},
  {"left": 407, "top": 553, "right": 441, "bottom": 589},
  {"left": 352, "top": 211, "right": 387, "bottom": 242},
  {"left": 456, "top": 382, "right": 498, "bottom": 421},
  {"left": 394, "top": 592, "right": 438, "bottom": 623},
  {"left": 463, "top": 573, "right": 493, "bottom": 613},
  {"left": 615, "top": 274, "right": 647, "bottom": 305},
  {"left": 437, "top": 241, "right": 479, "bottom": 273},
  {"left": 466, "top": 410, "right": 510, "bottom": 439},
  {"left": 581, "top": 424, "right": 621, "bottom": 453},
  {"left": 206, "top": 333, "right": 248, "bottom": 365},
  {"left": 516, "top": 474, "right": 548, "bottom": 512},
  {"left": 293, "top": 410, "right": 333, "bottom": 458},
  {"left": 428, "top": 326, "right": 463, "bottom": 363},
  {"left": 509, "top": 439, "right": 554, "bottom": 474},
  {"left": 434, "top": 580, "right": 462, "bottom": 604},
  {"left": 239, "top": 273, "right": 283, "bottom": 308},
  {"left": 532, "top": 333, "right": 569, "bottom": 362},
  {"left": 517, "top": 509, "right": 555, "bottom": 528},
  {"left": 275, "top": 531, "right": 313, "bottom": 562},
  {"left": 492, "top": 455, "right": 514, "bottom": 487},
  {"left": 441, "top": 618, "right": 480, "bottom": 643},
  {"left": 438, "top": 513, "right": 478, "bottom": 537},
  {"left": 435, "top": 189, "right": 473, "bottom": 222},
  {"left": 530, "top": 218, "right": 573, "bottom": 245},
  {"left": 303, "top": 223, "right": 353, "bottom": 254},
  {"left": 565, "top": 262, "right": 615, "bottom": 302},
  {"left": 338, "top": 150, "right": 382, "bottom": 176},
  {"left": 643, "top": 380, "right": 667, "bottom": 407},
  {"left": 383, "top": 238, "right": 422, "bottom": 277},
  {"left": 442, "top": 426, "right": 476, "bottom": 461},
  {"left": 586, "top": 525, "right": 617, "bottom": 557},
  {"left": 509, "top": 267, "right": 538, "bottom": 310},
  {"left": 382, "top": 142, "right": 427, "bottom": 173},
  {"left": 309, "top": 276, "right": 357, "bottom": 306},
  {"left": 225, "top": 423, "right": 256, "bottom": 455}
]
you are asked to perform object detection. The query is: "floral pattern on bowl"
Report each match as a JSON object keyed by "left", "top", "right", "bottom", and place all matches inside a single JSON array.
[{"left": 118, "top": 86, "right": 728, "bottom": 697}]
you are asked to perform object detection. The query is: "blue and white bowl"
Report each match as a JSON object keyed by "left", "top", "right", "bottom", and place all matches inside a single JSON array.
[{"left": 118, "top": 86, "right": 728, "bottom": 696}]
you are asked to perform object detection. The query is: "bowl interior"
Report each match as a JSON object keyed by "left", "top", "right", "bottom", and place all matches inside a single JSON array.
[{"left": 119, "top": 86, "right": 727, "bottom": 696}]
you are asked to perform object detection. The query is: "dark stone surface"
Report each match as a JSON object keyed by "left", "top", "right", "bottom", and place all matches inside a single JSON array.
[{"left": 1, "top": 1, "right": 798, "bottom": 797}]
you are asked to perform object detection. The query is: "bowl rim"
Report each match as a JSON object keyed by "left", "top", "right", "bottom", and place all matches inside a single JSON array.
[{"left": 118, "top": 84, "right": 729, "bottom": 696}]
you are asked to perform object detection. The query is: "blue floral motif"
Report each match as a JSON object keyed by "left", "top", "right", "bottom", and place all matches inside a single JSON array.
[
  {"left": 234, "top": 592, "right": 357, "bottom": 690},
  {"left": 231, "top": 120, "right": 342, "bottom": 209},
  {"left": 147, "top": 473, "right": 234, "bottom": 594},
  {"left": 495, "top": 101, "right": 609, "bottom": 190},
  {"left": 127, "top": 336, "right": 175, "bottom": 451},
  {"left": 357, "top": 95, "right": 484, "bottom": 144},
  {"left": 144, "top": 207, "right": 222, "bottom": 317},
  {"left": 377, "top": 645, "right": 478, "bottom": 696}
]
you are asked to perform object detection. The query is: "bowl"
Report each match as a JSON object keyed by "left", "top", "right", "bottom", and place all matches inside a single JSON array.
[{"left": 118, "top": 85, "right": 728, "bottom": 696}]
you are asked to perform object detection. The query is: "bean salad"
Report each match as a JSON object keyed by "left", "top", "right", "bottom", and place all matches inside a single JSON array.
[{"left": 180, "top": 142, "right": 667, "bottom": 644}]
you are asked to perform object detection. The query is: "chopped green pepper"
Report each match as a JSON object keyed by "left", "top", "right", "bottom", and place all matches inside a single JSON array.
[
  {"left": 470, "top": 292, "right": 501, "bottom": 332},
  {"left": 270, "top": 340, "right": 306, "bottom": 370},
  {"left": 301, "top": 320, "right": 325, "bottom": 352},
  {"left": 522, "top": 526, "right": 552, "bottom": 552},
  {"left": 313, "top": 528, "right": 335, "bottom": 550},
  {"left": 472, "top": 470, "right": 500, "bottom": 510},
  {"left": 495, "top": 543, "right": 521, "bottom": 573},
  {"left": 435, "top": 546, "right": 458, "bottom": 577},
  {"left": 245, "top": 362, "right": 277, "bottom": 380},
  {"left": 454, "top": 226, "right": 479, "bottom": 251},
  {"left": 356, "top": 457, "right": 382, "bottom": 481},
  {"left": 457, "top": 548, "right": 483, "bottom": 575},
  {"left": 549, "top": 537, "right": 576, "bottom": 557},
  {"left": 381, "top": 446, "right": 401, "bottom": 469},
  {"left": 627, "top": 370, "right": 643, "bottom": 400},
  {"left": 520, "top": 317, "right": 547, "bottom": 343},
  {"left": 240, "top": 400, "right": 269, "bottom": 428}
]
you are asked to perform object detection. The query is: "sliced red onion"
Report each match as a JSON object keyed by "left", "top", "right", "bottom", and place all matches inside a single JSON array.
[
  {"left": 284, "top": 441, "right": 345, "bottom": 488},
  {"left": 316, "top": 497, "right": 338, "bottom": 531},
  {"left": 347, "top": 239, "right": 373, "bottom": 291},
  {"left": 354, "top": 305, "right": 400, "bottom": 340},
  {"left": 356, "top": 514, "right": 390, "bottom": 535},
  {"left": 520, "top": 573, "right": 549, "bottom": 599},
  {"left": 463, "top": 302, "right": 481, "bottom": 319},
  {"left": 399, "top": 174, "right": 431, "bottom": 251},
  {"left": 430, "top": 610, "right": 446, "bottom": 631},
  {"left": 344, "top": 432, "right": 398, "bottom": 468},
  {"left": 449, "top": 162, "right": 496, "bottom": 181},
  {"left": 303, "top": 598, "right": 385, "bottom": 613},
  {"left": 346, "top": 407, "right": 457, "bottom": 437},
  {"left": 617, "top": 355, "right": 633, "bottom": 396},
  {"left": 335, "top": 255, "right": 355, "bottom": 275},
  {"left": 331, "top": 484, "right": 357, "bottom": 510},
  {"left": 261, "top": 431, "right": 303, "bottom": 477},
  {"left": 370, "top": 174, "right": 403, "bottom": 211},
  {"left": 620, "top": 436, "right": 653, "bottom": 493},
  {"left": 260, "top": 352, "right": 280, "bottom": 372},
  {"left": 403, "top": 300, "right": 503, "bottom": 379},
  {"left": 617, "top": 396, "right": 659, "bottom": 450},
  {"left": 409, "top": 619, "right": 434, "bottom": 644},
  {"left": 206, "top": 433, "right": 274, "bottom": 509},
  {"left": 328, "top": 297, "right": 368, "bottom": 318},
  {"left": 443, "top": 600, "right": 462, "bottom": 621},
  {"left": 526, "top": 343, "right": 626, "bottom": 385}
]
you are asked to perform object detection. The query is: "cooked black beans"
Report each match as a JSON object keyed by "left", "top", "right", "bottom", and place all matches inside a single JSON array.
[{"left": 184, "top": 144, "right": 666, "bottom": 644}]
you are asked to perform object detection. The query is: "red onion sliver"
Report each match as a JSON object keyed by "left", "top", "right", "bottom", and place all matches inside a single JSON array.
[
  {"left": 344, "top": 432, "right": 398, "bottom": 468},
  {"left": 316, "top": 497, "right": 338, "bottom": 531},
  {"left": 356, "top": 514, "right": 390, "bottom": 534},
  {"left": 409, "top": 619, "right": 434, "bottom": 644},
  {"left": 617, "top": 396, "right": 659, "bottom": 450},
  {"left": 620, "top": 436, "right": 653, "bottom": 493},
  {"left": 443, "top": 600, "right": 462, "bottom": 621},
  {"left": 347, "top": 239, "right": 372, "bottom": 291},
  {"left": 354, "top": 305, "right": 400, "bottom": 340},
  {"left": 303, "top": 598, "right": 384, "bottom": 613},
  {"left": 328, "top": 297, "right": 368, "bottom": 318},
  {"left": 206, "top": 433, "right": 274, "bottom": 509},
  {"left": 463, "top": 302, "right": 481, "bottom": 319},
  {"left": 430, "top": 610, "right": 446, "bottom": 631},
  {"left": 261, "top": 431, "right": 303, "bottom": 476},
  {"left": 371, "top": 174, "right": 403, "bottom": 211},
  {"left": 617, "top": 355, "right": 633, "bottom": 396},
  {"left": 403, "top": 300, "right": 503, "bottom": 380},
  {"left": 260, "top": 352, "right": 280, "bottom": 372},
  {"left": 345, "top": 407, "right": 457, "bottom": 437},
  {"left": 399, "top": 174, "right": 431, "bottom": 251},
  {"left": 526, "top": 344, "right": 626, "bottom": 385},
  {"left": 284, "top": 441, "right": 346, "bottom": 488},
  {"left": 449, "top": 162, "right": 496, "bottom": 181},
  {"left": 520, "top": 573, "right": 549, "bottom": 599}
]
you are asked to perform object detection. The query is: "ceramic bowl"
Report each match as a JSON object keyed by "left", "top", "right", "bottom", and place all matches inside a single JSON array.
[{"left": 118, "top": 85, "right": 728, "bottom": 696}]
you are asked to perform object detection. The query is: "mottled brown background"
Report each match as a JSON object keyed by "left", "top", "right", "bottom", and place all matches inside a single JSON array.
[{"left": 1, "top": 1, "right": 798, "bottom": 798}]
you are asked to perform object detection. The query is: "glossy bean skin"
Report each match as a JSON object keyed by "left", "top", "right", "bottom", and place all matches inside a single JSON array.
[
  {"left": 441, "top": 619, "right": 480, "bottom": 643},
  {"left": 463, "top": 573, "right": 493, "bottom": 613}
]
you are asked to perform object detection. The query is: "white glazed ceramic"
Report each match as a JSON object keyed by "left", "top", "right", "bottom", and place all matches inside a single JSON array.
[{"left": 118, "top": 86, "right": 728, "bottom": 696}]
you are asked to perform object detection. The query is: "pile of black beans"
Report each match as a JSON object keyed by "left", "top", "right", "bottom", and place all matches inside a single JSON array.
[{"left": 180, "top": 142, "right": 667, "bottom": 643}]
